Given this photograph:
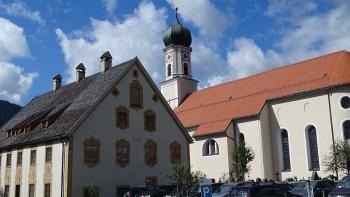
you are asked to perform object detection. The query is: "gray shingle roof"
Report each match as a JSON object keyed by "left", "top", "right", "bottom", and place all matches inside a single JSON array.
[{"left": 0, "top": 58, "right": 137, "bottom": 149}]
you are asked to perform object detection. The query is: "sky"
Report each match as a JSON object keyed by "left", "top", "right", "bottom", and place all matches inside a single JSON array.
[{"left": 0, "top": 0, "right": 349, "bottom": 105}]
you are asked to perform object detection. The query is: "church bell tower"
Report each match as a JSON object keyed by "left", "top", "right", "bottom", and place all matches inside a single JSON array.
[{"left": 160, "top": 8, "right": 198, "bottom": 109}]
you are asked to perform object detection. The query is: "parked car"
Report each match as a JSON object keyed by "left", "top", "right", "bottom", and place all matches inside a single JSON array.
[
  {"left": 328, "top": 175, "right": 350, "bottom": 197},
  {"left": 213, "top": 183, "right": 292, "bottom": 197},
  {"left": 290, "top": 180, "right": 335, "bottom": 197}
]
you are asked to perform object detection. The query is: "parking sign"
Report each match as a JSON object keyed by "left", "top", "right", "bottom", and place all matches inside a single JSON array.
[{"left": 200, "top": 184, "right": 212, "bottom": 197}]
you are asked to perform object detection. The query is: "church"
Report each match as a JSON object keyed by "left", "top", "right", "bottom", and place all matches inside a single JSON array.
[
  {"left": 160, "top": 11, "right": 350, "bottom": 181},
  {"left": 0, "top": 52, "right": 191, "bottom": 197}
]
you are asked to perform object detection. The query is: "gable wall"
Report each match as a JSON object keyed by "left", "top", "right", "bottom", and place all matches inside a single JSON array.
[{"left": 71, "top": 65, "right": 189, "bottom": 196}]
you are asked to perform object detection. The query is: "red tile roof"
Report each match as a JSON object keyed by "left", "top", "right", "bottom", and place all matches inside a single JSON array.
[{"left": 174, "top": 50, "right": 350, "bottom": 137}]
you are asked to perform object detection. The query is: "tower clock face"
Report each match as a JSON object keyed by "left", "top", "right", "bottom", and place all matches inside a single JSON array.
[{"left": 167, "top": 55, "right": 172, "bottom": 60}]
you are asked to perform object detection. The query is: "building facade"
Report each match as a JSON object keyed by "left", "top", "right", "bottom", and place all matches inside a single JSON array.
[
  {"left": 160, "top": 11, "right": 350, "bottom": 182},
  {"left": 0, "top": 53, "right": 191, "bottom": 197}
]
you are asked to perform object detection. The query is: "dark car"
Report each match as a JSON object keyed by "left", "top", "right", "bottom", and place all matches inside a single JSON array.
[
  {"left": 213, "top": 183, "right": 292, "bottom": 197},
  {"left": 290, "top": 180, "right": 335, "bottom": 197},
  {"left": 233, "top": 184, "right": 293, "bottom": 197},
  {"left": 329, "top": 175, "right": 350, "bottom": 197}
]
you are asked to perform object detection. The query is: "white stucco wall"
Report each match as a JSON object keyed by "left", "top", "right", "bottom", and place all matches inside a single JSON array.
[
  {"left": 236, "top": 119, "right": 264, "bottom": 180},
  {"left": 268, "top": 89, "right": 350, "bottom": 180},
  {"left": 71, "top": 65, "right": 189, "bottom": 197},
  {"left": 0, "top": 142, "right": 63, "bottom": 197},
  {"left": 189, "top": 130, "right": 232, "bottom": 182}
]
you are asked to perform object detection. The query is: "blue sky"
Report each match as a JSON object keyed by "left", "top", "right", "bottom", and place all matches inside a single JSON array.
[{"left": 0, "top": 0, "right": 349, "bottom": 105}]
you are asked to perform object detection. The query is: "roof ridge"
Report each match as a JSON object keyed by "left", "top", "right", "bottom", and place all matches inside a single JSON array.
[
  {"left": 194, "top": 50, "right": 349, "bottom": 93},
  {"left": 177, "top": 72, "right": 330, "bottom": 113}
]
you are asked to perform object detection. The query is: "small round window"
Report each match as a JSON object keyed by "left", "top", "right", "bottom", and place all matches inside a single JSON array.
[{"left": 341, "top": 96, "right": 350, "bottom": 109}]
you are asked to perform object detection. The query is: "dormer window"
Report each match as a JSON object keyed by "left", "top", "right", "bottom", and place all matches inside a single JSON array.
[{"left": 41, "top": 121, "right": 49, "bottom": 129}]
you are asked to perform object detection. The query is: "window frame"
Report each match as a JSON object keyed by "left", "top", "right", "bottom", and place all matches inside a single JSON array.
[
  {"left": 44, "top": 183, "right": 51, "bottom": 197},
  {"left": 144, "top": 139, "right": 157, "bottom": 167},
  {"left": 29, "top": 184, "right": 35, "bottom": 197},
  {"left": 343, "top": 120, "right": 350, "bottom": 140},
  {"left": 17, "top": 151, "right": 22, "bottom": 166},
  {"left": 305, "top": 125, "right": 320, "bottom": 171},
  {"left": 280, "top": 129, "right": 291, "bottom": 171},
  {"left": 30, "top": 149, "right": 37, "bottom": 165},
  {"left": 170, "top": 141, "right": 181, "bottom": 163},
  {"left": 340, "top": 96, "right": 350, "bottom": 109},
  {"left": 45, "top": 147, "right": 53, "bottom": 163},
  {"left": 144, "top": 110, "right": 156, "bottom": 132},
  {"left": 129, "top": 80, "right": 143, "bottom": 109},
  {"left": 83, "top": 137, "right": 101, "bottom": 168},
  {"left": 115, "top": 106, "right": 129, "bottom": 129},
  {"left": 115, "top": 139, "right": 130, "bottom": 168},
  {"left": 6, "top": 153, "right": 11, "bottom": 167},
  {"left": 202, "top": 139, "right": 219, "bottom": 156}
]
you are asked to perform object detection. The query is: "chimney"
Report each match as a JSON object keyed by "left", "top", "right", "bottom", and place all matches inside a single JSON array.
[
  {"left": 76, "top": 63, "right": 86, "bottom": 82},
  {"left": 53, "top": 74, "right": 62, "bottom": 91},
  {"left": 100, "top": 51, "right": 112, "bottom": 72}
]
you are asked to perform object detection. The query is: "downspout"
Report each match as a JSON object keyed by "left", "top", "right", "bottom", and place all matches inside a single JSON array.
[
  {"left": 327, "top": 92, "right": 338, "bottom": 179},
  {"left": 60, "top": 136, "right": 65, "bottom": 197}
]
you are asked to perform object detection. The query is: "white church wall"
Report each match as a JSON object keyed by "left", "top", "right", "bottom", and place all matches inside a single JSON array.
[
  {"left": 71, "top": 64, "right": 189, "bottom": 197},
  {"left": 160, "top": 79, "right": 179, "bottom": 108},
  {"left": 270, "top": 93, "right": 334, "bottom": 180},
  {"left": 236, "top": 119, "right": 265, "bottom": 180},
  {"left": 189, "top": 134, "right": 231, "bottom": 182},
  {"left": 329, "top": 89, "right": 350, "bottom": 141}
]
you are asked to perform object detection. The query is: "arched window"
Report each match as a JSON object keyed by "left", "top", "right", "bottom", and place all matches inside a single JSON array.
[
  {"left": 202, "top": 139, "right": 219, "bottom": 156},
  {"left": 306, "top": 125, "right": 320, "bottom": 170},
  {"left": 281, "top": 129, "right": 291, "bottom": 171},
  {"left": 167, "top": 64, "right": 171, "bottom": 77},
  {"left": 343, "top": 120, "right": 350, "bottom": 140},
  {"left": 239, "top": 133, "right": 245, "bottom": 144},
  {"left": 183, "top": 63, "right": 189, "bottom": 75}
]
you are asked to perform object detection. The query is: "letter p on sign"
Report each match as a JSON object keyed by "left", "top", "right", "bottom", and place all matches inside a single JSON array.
[{"left": 200, "top": 185, "right": 212, "bottom": 197}]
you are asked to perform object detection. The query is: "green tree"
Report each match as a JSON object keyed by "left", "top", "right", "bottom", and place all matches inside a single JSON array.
[
  {"left": 323, "top": 140, "right": 350, "bottom": 177},
  {"left": 166, "top": 162, "right": 206, "bottom": 196},
  {"left": 231, "top": 142, "right": 255, "bottom": 181}
]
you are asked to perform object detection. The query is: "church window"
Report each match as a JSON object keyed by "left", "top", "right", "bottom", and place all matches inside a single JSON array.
[
  {"left": 46, "top": 147, "right": 52, "bottom": 163},
  {"left": 184, "top": 63, "right": 189, "bottom": 75},
  {"left": 29, "top": 184, "right": 35, "bottom": 197},
  {"left": 202, "top": 139, "right": 219, "bottom": 156},
  {"left": 144, "top": 110, "right": 156, "bottom": 132},
  {"left": 281, "top": 129, "right": 291, "bottom": 171},
  {"left": 239, "top": 133, "right": 245, "bottom": 144},
  {"left": 129, "top": 80, "right": 143, "bottom": 109},
  {"left": 116, "top": 106, "right": 129, "bottom": 129},
  {"left": 84, "top": 137, "right": 100, "bottom": 168},
  {"left": 116, "top": 139, "right": 130, "bottom": 168},
  {"left": 167, "top": 64, "right": 171, "bottom": 77},
  {"left": 170, "top": 141, "right": 181, "bottom": 163},
  {"left": 306, "top": 125, "right": 320, "bottom": 170},
  {"left": 4, "top": 185, "right": 9, "bottom": 197},
  {"left": 44, "top": 184, "right": 51, "bottom": 197},
  {"left": 343, "top": 120, "right": 350, "bottom": 140},
  {"left": 341, "top": 96, "right": 350, "bottom": 109},
  {"left": 145, "top": 139, "right": 157, "bottom": 167}
]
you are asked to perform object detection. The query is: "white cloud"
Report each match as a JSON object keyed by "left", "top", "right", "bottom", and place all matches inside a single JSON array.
[
  {"left": 56, "top": 1, "right": 167, "bottom": 83},
  {"left": 0, "top": 17, "right": 37, "bottom": 104},
  {"left": 0, "top": 0, "right": 45, "bottom": 25},
  {"left": 166, "top": 0, "right": 232, "bottom": 37},
  {"left": 0, "top": 62, "right": 37, "bottom": 103},
  {"left": 102, "top": 0, "right": 118, "bottom": 15},
  {"left": 206, "top": 2, "right": 350, "bottom": 86},
  {"left": 0, "top": 17, "right": 29, "bottom": 61}
]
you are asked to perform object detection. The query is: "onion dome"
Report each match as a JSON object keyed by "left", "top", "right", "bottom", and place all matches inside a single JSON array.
[{"left": 163, "top": 8, "right": 192, "bottom": 47}]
